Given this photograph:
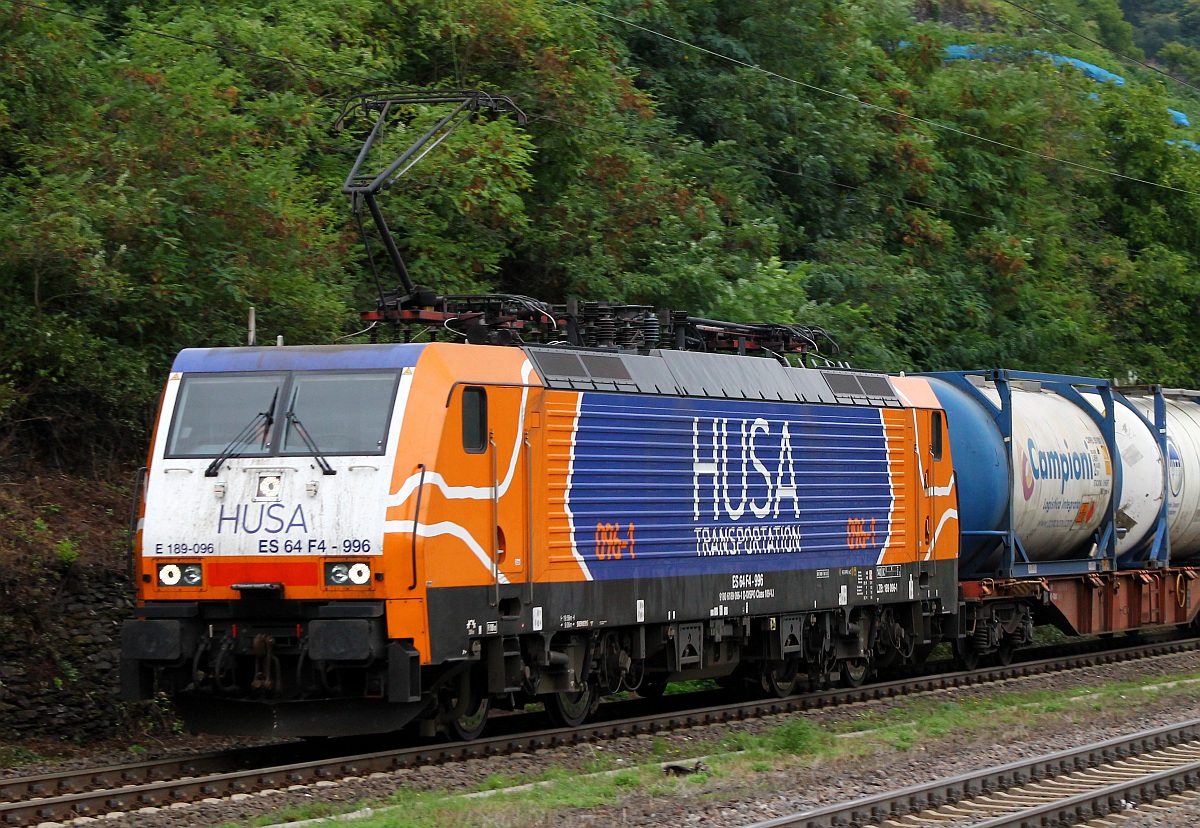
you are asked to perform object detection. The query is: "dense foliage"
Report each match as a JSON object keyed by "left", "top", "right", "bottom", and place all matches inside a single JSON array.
[
  {"left": 2, "top": 0, "right": 1200, "bottom": 467},
  {"left": 1120, "top": 0, "right": 1200, "bottom": 79}
]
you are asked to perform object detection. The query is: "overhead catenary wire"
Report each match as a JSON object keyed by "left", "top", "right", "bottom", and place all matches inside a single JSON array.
[
  {"left": 990, "top": 0, "right": 1200, "bottom": 98},
  {"left": 3, "top": 0, "right": 1020, "bottom": 224},
  {"left": 529, "top": 113, "right": 1016, "bottom": 226},
  {"left": 557, "top": 0, "right": 1200, "bottom": 198},
  {"left": 7, "top": 0, "right": 1200, "bottom": 202}
]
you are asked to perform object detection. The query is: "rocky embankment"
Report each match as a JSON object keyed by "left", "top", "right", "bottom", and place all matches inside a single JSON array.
[{"left": 0, "top": 564, "right": 137, "bottom": 741}]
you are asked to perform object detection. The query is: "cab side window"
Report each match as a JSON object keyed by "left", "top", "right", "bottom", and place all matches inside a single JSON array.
[
  {"left": 462, "top": 387, "right": 487, "bottom": 453},
  {"left": 931, "top": 411, "right": 943, "bottom": 461}
]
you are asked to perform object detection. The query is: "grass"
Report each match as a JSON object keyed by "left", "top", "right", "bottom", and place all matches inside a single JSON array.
[
  {"left": 0, "top": 745, "right": 45, "bottom": 768},
  {"left": 769, "top": 718, "right": 836, "bottom": 754},
  {"left": 662, "top": 678, "right": 719, "bottom": 695},
  {"left": 219, "top": 669, "right": 1200, "bottom": 827}
]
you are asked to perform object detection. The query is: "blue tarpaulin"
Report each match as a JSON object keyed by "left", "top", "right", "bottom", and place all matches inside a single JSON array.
[
  {"left": 937, "top": 44, "right": 1195, "bottom": 147},
  {"left": 1036, "top": 52, "right": 1126, "bottom": 85}
]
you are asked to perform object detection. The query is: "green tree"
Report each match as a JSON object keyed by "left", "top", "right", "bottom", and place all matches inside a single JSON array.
[
  {"left": 1159, "top": 40, "right": 1200, "bottom": 83},
  {"left": 0, "top": 3, "right": 353, "bottom": 463}
]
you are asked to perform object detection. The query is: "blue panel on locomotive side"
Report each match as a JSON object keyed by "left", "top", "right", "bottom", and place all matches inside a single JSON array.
[{"left": 567, "top": 393, "right": 897, "bottom": 580}]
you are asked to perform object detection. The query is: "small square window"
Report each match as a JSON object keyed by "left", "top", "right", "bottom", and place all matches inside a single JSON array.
[{"left": 463, "top": 387, "right": 487, "bottom": 453}]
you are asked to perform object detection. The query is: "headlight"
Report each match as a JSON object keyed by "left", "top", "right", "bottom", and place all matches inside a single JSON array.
[
  {"left": 257, "top": 474, "right": 282, "bottom": 500},
  {"left": 158, "top": 563, "right": 202, "bottom": 587},
  {"left": 325, "top": 562, "right": 371, "bottom": 586},
  {"left": 328, "top": 563, "right": 350, "bottom": 585},
  {"left": 159, "top": 563, "right": 181, "bottom": 586}
]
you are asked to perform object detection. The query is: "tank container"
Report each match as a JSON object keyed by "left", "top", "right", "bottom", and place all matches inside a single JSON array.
[
  {"left": 1125, "top": 394, "right": 1200, "bottom": 559},
  {"left": 927, "top": 376, "right": 1114, "bottom": 575}
]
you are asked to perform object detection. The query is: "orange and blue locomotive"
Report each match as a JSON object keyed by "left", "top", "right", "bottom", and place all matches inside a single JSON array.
[{"left": 121, "top": 309, "right": 964, "bottom": 737}]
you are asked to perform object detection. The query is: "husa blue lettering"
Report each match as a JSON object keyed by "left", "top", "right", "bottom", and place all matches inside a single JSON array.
[{"left": 217, "top": 503, "right": 309, "bottom": 534}]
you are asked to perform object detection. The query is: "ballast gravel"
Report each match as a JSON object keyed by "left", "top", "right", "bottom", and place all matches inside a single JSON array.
[{"left": 20, "top": 649, "right": 1200, "bottom": 828}]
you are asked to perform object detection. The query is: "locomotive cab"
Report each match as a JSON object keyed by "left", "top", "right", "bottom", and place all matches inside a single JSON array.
[{"left": 121, "top": 345, "right": 431, "bottom": 737}]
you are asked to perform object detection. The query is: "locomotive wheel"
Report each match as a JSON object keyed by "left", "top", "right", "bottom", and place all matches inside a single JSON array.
[
  {"left": 839, "top": 659, "right": 869, "bottom": 688},
  {"left": 873, "top": 648, "right": 899, "bottom": 671},
  {"left": 761, "top": 660, "right": 799, "bottom": 698},
  {"left": 545, "top": 685, "right": 598, "bottom": 727},
  {"left": 449, "top": 694, "right": 492, "bottom": 741}
]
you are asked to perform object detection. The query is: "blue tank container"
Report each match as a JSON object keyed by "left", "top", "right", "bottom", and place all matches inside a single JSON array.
[
  {"left": 924, "top": 376, "right": 1008, "bottom": 576},
  {"left": 922, "top": 370, "right": 1147, "bottom": 579}
]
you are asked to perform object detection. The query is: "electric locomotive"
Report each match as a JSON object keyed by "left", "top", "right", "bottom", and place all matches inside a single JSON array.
[{"left": 120, "top": 305, "right": 961, "bottom": 737}]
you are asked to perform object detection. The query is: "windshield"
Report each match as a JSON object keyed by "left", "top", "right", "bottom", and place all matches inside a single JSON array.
[
  {"left": 281, "top": 373, "right": 397, "bottom": 455},
  {"left": 166, "top": 371, "right": 399, "bottom": 458},
  {"left": 166, "top": 374, "right": 284, "bottom": 457}
]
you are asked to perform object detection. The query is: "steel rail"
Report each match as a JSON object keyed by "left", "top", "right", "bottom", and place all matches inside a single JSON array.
[
  {"left": 968, "top": 759, "right": 1200, "bottom": 827},
  {"left": 3, "top": 635, "right": 1198, "bottom": 826},
  {"left": 743, "top": 719, "right": 1200, "bottom": 828},
  {"left": 0, "top": 742, "right": 296, "bottom": 803}
]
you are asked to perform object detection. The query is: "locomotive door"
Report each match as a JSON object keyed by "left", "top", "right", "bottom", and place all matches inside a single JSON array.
[
  {"left": 521, "top": 392, "right": 543, "bottom": 605},
  {"left": 923, "top": 409, "right": 949, "bottom": 563},
  {"left": 913, "top": 408, "right": 946, "bottom": 565},
  {"left": 490, "top": 385, "right": 533, "bottom": 588},
  {"left": 449, "top": 382, "right": 531, "bottom": 597}
]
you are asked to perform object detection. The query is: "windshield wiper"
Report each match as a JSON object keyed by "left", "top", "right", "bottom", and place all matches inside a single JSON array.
[
  {"left": 285, "top": 393, "right": 336, "bottom": 476},
  {"left": 204, "top": 388, "right": 278, "bottom": 477}
]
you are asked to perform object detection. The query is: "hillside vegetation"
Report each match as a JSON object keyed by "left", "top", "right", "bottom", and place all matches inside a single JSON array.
[{"left": 3, "top": 0, "right": 1200, "bottom": 472}]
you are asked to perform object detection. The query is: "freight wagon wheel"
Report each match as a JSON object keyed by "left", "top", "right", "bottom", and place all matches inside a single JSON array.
[
  {"left": 839, "top": 658, "right": 869, "bottom": 688},
  {"left": 545, "top": 685, "right": 598, "bottom": 727},
  {"left": 449, "top": 695, "right": 492, "bottom": 741},
  {"left": 995, "top": 638, "right": 1016, "bottom": 667}
]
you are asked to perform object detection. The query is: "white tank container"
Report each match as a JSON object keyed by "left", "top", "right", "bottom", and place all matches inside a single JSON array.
[
  {"left": 980, "top": 384, "right": 1113, "bottom": 560},
  {"left": 1083, "top": 393, "right": 1164, "bottom": 555},
  {"left": 1126, "top": 395, "right": 1200, "bottom": 558}
]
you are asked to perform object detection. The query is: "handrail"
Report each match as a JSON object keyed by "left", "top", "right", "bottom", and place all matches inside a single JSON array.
[
  {"left": 490, "top": 431, "right": 500, "bottom": 608},
  {"left": 409, "top": 464, "right": 426, "bottom": 591}
]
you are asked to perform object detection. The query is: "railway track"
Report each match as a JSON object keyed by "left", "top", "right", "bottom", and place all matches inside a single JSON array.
[
  {"left": 3, "top": 634, "right": 1198, "bottom": 827},
  {"left": 743, "top": 718, "right": 1200, "bottom": 828}
]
